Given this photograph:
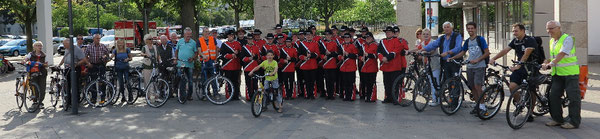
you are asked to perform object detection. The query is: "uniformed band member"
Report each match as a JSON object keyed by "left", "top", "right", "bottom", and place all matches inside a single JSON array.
[
  {"left": 338, "top": 33, "right": 359, "bottom": 101},
  {"left": 220, "top": 30, "right": 242, "bottom": 100},
  {"left": 279, "top": 37, "right": 298, "bottom": 99}
]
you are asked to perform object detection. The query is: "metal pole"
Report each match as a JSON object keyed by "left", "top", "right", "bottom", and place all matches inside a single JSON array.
[
  {"left": 97, "top": 0, "right": 100, "bottom": 35},
  {"left": 428, "top": 1, "right": 432, "bottom": 30},
  {"left": 68, "top": 0, "right": 78, "bottom": 115}
]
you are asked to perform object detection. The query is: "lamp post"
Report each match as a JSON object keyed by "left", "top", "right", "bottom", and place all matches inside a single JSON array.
[{"left": 68, "top": 0, "right": 78, "bottom": 115}]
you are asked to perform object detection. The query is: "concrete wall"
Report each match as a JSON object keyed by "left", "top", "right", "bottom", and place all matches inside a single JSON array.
[
  {"left": 253, "top": 0, "right": 279, "bottom": 36},
  {"left": 588, "top": 0, "right": 600, "bottom": 57},
  {"left": 395, "top": 0, "right": 422, "bottom": 49},
  {"left": 556, "top": 0, "right": 588, "bottom": 64},
  {"left": 533, "top": 0, "right": 554, "bottom": 60}
]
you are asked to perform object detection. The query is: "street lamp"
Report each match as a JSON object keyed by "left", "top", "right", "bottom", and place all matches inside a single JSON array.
[{"left": 68, "top": 0, "right": 78, "bottom": 115}]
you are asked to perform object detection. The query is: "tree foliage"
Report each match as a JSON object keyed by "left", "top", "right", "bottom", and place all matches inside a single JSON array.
[
  {"left": 331, "top": 0, "right": 396, "bottom": 24},
  {"left": 0, "top": 0, "right": 37, "bottom": 52}
]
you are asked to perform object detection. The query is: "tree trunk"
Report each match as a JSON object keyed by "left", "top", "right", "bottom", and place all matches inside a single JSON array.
[
  {"left": 324, "top": 17, "right": 330, "bottom": 30},
  {"left": 181, "top": 0, "right": 198, "bottom": 40},
  {"left": 235, "top": 9, "right": 240, "bottom": 29},
  {"left": 25, "top": 21, "right": 33, "bottom": 52},
  {"left": 143, "top": 5, "right": 150, "bottom": 36}
]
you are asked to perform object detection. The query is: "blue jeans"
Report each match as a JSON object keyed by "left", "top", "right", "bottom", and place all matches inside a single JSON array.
[
  {"left": 429, "top": 69, "right": 441, "bottom": 102},
  {"left": 178, "top": 67, "right": 194, "bottom": 99},
  {"left": 202, "top": 60, "right": 218, "bottom": 94},
  {"left": 116, "top": 67, "right": 130, "bottom": 100}
]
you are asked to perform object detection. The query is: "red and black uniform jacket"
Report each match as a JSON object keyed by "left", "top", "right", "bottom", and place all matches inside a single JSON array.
[
  {"left": 220, "top": 40, "right": 242, "bottom": 71},
  {"left": 241, "top": 44, "right": 261, "bottom": 72},
  {"left": 253, "top": 39, "right": 267, "bottom": 48},
  {"left": 260, "top": 43, "right": 280, "bottom": 60},
  {"left": 279, "top": 46, "right": 298, "bottom": 72},
  {"left": 338, "top": 42, "right": 358, "bottom": 72},
  {"left": 377, "top": 37, "right": 408, "bottom": 72},
  {"left": 360, "top": 41, "right": 378, "bottom": 73},
  {"left": 355, "top": 38, "right": 366, "bottom": 72},
  {"left": 319, "top": 39, "right": 339, "bottom": 70},
  {"left": 298, "top": 40, "right": 320, "bottom": 70}
]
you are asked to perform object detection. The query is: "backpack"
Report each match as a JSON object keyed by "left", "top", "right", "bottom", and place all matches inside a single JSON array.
[
  {"left": 533, "top": 36, "right": 546, "bottom": 64},
  {"left": 464, "top": 36, "right": 489, "bottom": 67}
]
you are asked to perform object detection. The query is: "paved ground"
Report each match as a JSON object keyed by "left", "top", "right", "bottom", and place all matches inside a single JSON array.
[{"left": 1, "top": 48, "right": 600, "bottom": 138}]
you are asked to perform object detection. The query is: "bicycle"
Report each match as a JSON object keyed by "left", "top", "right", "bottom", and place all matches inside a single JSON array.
[
  {"left": 83, "top": 65, "right": 116, "bottom": 107},
  {"left": 437, "top": 59, "right": 477, "bottom": 115},
  {"left": 194, "top": 59, "right": 235, "bottom": 105},
  {"left": 251, "top": 74, "right": 283, "bottom": 117},
  {"left": 15, "top": 62, "right": 42, "bottom": 113},
  {"left": 141, "top": 57, "right": 170, "bottom": 108},
  {"left": 391, "top": 52, "right": 423, "bottom": 106},
  {"left": 475, "top": 63, "right": 510, "bottom": 120},
  {"left": 107, "top": 65, "right": 142, "bottom": 105},
  {"left": 174, "top": 59, "right": 193, "bottom": 104},
  {"left": 505, "top": 60, "right": 549, "bottom": 129},
  {"left": 411, "top": 52, "right": 443, "bottom": 112},
  {"left": 48, "top": 66, "right": 65, "bottom": 108}
]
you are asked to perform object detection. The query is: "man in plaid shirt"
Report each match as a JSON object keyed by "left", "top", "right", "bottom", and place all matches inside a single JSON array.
[{"left": 85, "top": 34, "right": 110, "bottom": 104}]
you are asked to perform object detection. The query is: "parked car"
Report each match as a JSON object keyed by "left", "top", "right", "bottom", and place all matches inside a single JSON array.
[
  {"left": 0, "top": 39, "right": 36, "bottom": 56},
  {"left": 56, "top": 37, "right": 78, "bottom": 55},
  {"left": 100, "top": 35, "right": 115, "bottom": 50},
  {"left": 0, "top": 39, "right": 12, "bottom": 46}
]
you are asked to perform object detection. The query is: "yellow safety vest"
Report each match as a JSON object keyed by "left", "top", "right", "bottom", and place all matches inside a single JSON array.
[
  {"left": 549, "top": 34, "right": 579, "bottom": 76},
  {"left": 199, "top": 36, "right": 217, "bottom": 61}
]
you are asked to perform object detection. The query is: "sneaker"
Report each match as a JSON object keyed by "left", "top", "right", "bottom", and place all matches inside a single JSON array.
[
  {"left": 526, "top": 116, "right": 534, "bottom": 122},
  {"left": 470, "top": 109, "right": 477, "bottom": 115},
  {"left": 479, "top": 109, "right": 489, "bottom": 116},
  {"left": 560, "top": 123, "right": 577, "bottom": 129},
  {"left": 428, "top": 102, "right": 439, "bottom": 107},
  {"left": 545, "top": 120, "right": 562, "bottom": 126}
]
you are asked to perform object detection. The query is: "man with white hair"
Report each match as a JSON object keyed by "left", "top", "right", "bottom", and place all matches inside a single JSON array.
[
  {"left": 542, "top": 20, "right": 581, "bottom": 129},
  {"left": 422, "top": 21, "right": 463, "bottom": 106},
  {"left": 175, "top": 27, "right": 198, "bottom": 100},
  {"left": 158, "top": 35, "right": 175, "bottom": 88}
]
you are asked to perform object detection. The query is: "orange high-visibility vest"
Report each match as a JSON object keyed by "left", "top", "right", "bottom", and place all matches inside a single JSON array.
[{"left": 199, "top": 36, "right": 217, "bottom": 61}]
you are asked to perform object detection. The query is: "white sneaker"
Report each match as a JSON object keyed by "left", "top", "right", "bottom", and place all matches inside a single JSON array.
[{"left": 428, "top": 102, "right": 439, "bottom": 106}]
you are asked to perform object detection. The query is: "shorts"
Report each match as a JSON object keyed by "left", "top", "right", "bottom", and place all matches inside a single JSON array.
[
  {"left": 264, "top": 79, "right": 280, "bottom": 90},
  {"left": 467, "top": 67, "right": 485, "bottom": 87},
  {"left": 510, "top": 66, "right": 539, "bottom": 85}
]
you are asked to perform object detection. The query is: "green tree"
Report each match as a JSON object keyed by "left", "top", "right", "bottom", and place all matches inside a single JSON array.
[
  {"left": 314, "top": 0, "right": 354, "bottom": 29},
  {"left": 220, "top": 0, "right": 252, "bottom": 28},
  {"left": 0, "top": 0, "right": 37, "bottom": 52},
  {"left": 132, "top": 0, "right": 159, "bottom": 35}
]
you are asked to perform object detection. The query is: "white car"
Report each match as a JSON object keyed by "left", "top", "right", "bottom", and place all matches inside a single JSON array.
[{"left": 100, "top": 35, "right": 115, "bottom": 50}]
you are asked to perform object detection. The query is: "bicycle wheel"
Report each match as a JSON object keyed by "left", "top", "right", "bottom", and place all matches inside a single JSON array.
[
  {"left": 177, "top": 76, "right": 188, "bottom": 104},
  {"left": 205, "top": 76, "right": 234, "bottom": 105},
  {"left": 23, "top": 83, "right": 41, "bottom": 113},
  {"left": 195, "top": 79, "right": 205, "bottom": 101},
  {"left": 15, "top": 79, "right": 25, "bottom": 110},
  {"left": 60, "top": 84, "right": 69, "bottom": 111},
  {"left": 146, "top": 79, "right": 170, "bottom": 108},
  {"left": 413, "top": 77, "right": 431, "bottom": 112},
  {"left": 439, "top": 77, "right": 464, "bottom": 115},
  {"left": 506, "top": 87, "right": 534, "bottom": 129},
  {"left": 272, "top": 88, "right": 284, "bottom": 111},
  {"left": 251, "top": 91, "right": 264, "bottom": 117},
  {"left": 84, "top": 79, "right": 116, "bottom": 107},
  {"left": 533, "top": 82, "right": 551, "bottom": 116},
  {"left": 49, "top": 79, "right": 61, "bottom": 107},
  {"left": 392, "top": 74, "right": 416, "bottom": 107},
  {"left": 476, "top": 85, "right": 505, "bottom": 120}
]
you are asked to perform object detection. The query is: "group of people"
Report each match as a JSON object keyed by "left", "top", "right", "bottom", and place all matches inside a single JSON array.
[{"left": 21, "top": 19, "right": 581, "bottom": 129}]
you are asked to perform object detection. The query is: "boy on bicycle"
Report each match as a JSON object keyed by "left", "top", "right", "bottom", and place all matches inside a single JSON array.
[{"left": 249, "top": 50, "right": 282, "bottom": 113}]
